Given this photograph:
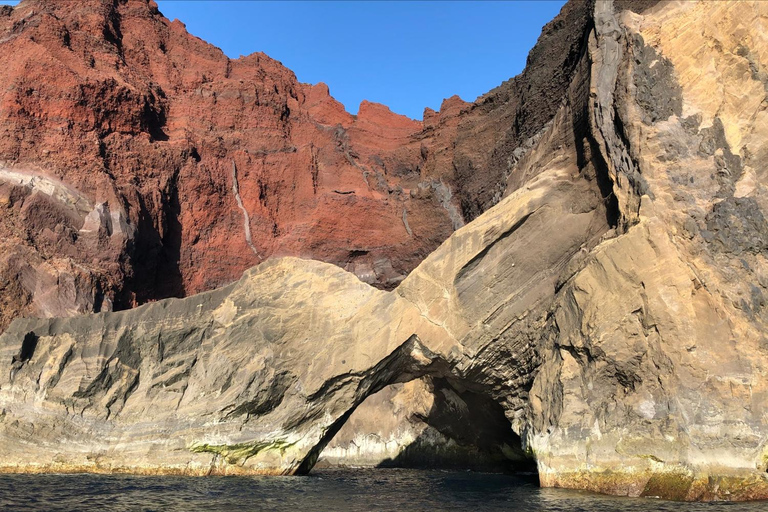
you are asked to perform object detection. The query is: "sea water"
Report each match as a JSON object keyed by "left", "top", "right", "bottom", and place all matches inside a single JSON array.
[{"left": 0, "top": 468, "right": 765, "bottom": 511}]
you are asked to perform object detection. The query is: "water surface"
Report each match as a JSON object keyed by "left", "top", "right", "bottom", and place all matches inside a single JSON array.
[{"left": 0, "top": 468, "right": 765, "bottom": 511}]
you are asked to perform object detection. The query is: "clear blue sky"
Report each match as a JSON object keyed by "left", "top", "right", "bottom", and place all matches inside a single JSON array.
[{"left": 1, "top": 0, "right": 566, "bottom": 120}]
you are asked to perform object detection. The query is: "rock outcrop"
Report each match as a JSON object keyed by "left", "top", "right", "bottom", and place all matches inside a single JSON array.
[{"left": 1, "top": 0, "right": 767, "bottom": 503}]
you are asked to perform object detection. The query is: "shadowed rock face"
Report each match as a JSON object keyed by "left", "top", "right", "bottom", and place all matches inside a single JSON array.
[{"left": 1, "top": 0, "right": 768, "bottom": 503}]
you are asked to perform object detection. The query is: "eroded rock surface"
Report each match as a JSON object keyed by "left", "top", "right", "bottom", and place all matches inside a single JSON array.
[{"left": 1, "top": 0, "right": 767, "bottom": 503}]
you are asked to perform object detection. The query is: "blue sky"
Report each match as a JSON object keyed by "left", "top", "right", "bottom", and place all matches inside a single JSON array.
[{"left": 1, "top": 1, "right": 566, "bottom": 120}]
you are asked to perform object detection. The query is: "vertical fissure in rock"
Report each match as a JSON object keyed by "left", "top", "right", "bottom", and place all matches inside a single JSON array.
[
  {"left": 402, "top": 208, "right": 413, "bottom": 237},
  {"left": 231, "top": 161, "right": 261, "bottom": 258}
]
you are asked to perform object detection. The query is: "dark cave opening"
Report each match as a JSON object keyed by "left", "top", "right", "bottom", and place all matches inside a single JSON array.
[
  {"left": 16, "top": 332, "right": 39, "bottom": 363},
  {"left": 313, "top": 376, "right": 538, "bottom": 478}
]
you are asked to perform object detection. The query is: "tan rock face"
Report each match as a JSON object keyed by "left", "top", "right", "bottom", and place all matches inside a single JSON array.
[
  {"left": 0, "top": 0, "right": 767, "bottom": 503},
  {"left": 528, "top": 0, "right": 768, "bottom": 500}
]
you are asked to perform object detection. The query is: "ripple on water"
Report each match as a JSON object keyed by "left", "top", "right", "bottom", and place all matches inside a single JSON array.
[{"left": 0, "top": 469, "right": 765, "bottom": 512}]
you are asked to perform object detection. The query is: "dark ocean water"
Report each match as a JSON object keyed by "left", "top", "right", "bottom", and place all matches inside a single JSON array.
[{"left": 0, "top": 469, "right": 765, "bottom": 512}]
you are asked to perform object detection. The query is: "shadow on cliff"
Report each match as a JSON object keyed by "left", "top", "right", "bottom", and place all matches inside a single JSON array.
[
  {"left": 153, "top": 175, "right": 185, "bottom": 299},
  {"left": 117, "top": 174, "right": 185, "bottom": 307},
  {"left": 375, "top": 378, "right": 538, "bottom": 477}
]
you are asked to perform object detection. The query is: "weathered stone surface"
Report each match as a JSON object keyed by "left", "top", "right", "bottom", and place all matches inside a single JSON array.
[
  {"left": 528, "top": 0, "right": 768, "bottom": 500},
  {"left": 0, "top": 0, "right": 767, "bottom": 503}
]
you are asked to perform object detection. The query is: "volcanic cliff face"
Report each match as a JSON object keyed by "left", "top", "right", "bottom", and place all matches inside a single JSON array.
[
  {"left": 0, "top": 0, "right": 615, "bottom": 338},
  {"left": 0, "top": 0, "right": 435, "bottom": 327},
  {"left": 0, "top": 0, "right": 616, "bottom": 331},
  {"left": 1, "top": 0, "right": 768, "bottom": 503}
]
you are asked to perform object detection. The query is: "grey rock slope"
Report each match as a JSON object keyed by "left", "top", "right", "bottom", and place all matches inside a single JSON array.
[{"left": 1, "top": 0, "right": 768, "bottom": 501}]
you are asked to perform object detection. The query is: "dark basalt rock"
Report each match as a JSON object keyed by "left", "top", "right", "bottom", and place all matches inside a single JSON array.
[
  {"left": 705, "top": 196, "right": 768, "bottom": 256},
  {"left": 631, "top": 33, "right": 683, "bottom": 125}
]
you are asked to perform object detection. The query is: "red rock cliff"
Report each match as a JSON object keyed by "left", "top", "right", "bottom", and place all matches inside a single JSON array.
[{"left": 0, "top": 0, "right": 599, "bottom": 329}]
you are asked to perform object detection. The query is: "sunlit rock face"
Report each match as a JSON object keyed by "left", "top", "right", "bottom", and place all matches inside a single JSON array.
[{"left": 1, "top": 0, "right": 768, "bottom": 502}]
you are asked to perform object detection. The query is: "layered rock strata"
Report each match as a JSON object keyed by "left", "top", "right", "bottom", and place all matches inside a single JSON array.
[{"left": 1, "top": 0, "right": 768, "bottom": 503}]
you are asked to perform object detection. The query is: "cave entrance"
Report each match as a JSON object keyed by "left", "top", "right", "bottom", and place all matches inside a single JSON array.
[{"left": 313, "top": 376, "right": 537, "bottom": 476}]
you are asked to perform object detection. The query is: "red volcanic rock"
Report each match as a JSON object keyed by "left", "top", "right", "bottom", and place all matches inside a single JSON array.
[
  {"left": 0, "top": 0, "right": 455, "bottom": 329},
  {"left": 0, "top": 0, "right": 592, "bottom": 330}
]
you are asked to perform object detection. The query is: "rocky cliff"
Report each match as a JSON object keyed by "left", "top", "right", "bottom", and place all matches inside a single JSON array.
[
  {"left": 0, "top": 0, "right": 442, "bottom": 327},
  {"left": 0, "top": 0, "right": 596, "bottom": 331},
  {"left": 1, "top": 0, "right": 767, "bottom": 503}
]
